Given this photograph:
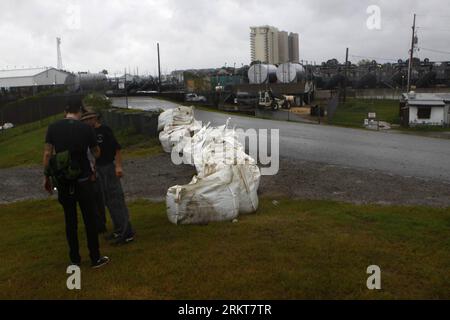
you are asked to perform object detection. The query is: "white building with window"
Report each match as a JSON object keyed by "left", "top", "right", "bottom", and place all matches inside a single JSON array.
[{"left": 400, "top": 92, "right": 450, "bottom": 127}]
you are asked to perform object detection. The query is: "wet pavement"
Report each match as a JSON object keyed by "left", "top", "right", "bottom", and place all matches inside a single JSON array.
[{"left": 113, "top": 97, "right": 450, "bottom": 183}]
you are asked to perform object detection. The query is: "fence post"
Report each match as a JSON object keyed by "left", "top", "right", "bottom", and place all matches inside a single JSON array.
[{"left": 39, "top": 100, "right": 43, "bottom": 127}]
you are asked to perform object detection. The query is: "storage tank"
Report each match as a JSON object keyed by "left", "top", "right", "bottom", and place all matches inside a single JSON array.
[
  {"left": 276, "top": 63, "right": 306, "bottom": 83},
  {"left": 248, "top": 64, "right": 277, "bottom": 84},
  {"left": 75, "top": 72, "right": 108, "bottom": 91}
]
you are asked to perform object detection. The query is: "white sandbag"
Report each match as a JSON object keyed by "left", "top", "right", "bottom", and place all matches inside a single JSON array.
[
  {"left": 161, "top": 122, "right": 203, "bottom": 156},
  {"left": 191, "top": 124, "right": 232, "bottom": 172},
  {"left": 171, "top": 134, "right": 192, "bottom": 160},
  {"left": 172, "top": 106, "right": 195, "bottom": 126},
  {"left": 190, "top": 119, "right": 203, "bottom": 133},
  {"left": 164, "top": 113, "right": 261, "bottom": 224},
  {"left": 197, "top": 130, "right": 247, "bottom": 177},
  {"left": 159, "top": 125, "right": 191, "bottom": 153},
  {"left": 181, "top": 124, "right": 208, "bottom": 165},
  {"left": 158, "top": 106, "right": 195, "bottom": 132},
  {"left": 233, "top": 164, "right": 261, "bottom": 214},
  {"left": 158, "top": 106, "right": 202, "bottom": 154},
  {"left": 158, "top": 109, "right": 173, "bottom": 131},
  {"left": 1, "top": 123, "right": 14, "bottom": 130},
  {"left": 200, "top": 140, "right": 260, "bottom": 214},
  {"left": 186, "top": 125, "right": 219, "bottom": 171},
  {"left": 166, "top": 166, "right": 240, "bottom": 225}
]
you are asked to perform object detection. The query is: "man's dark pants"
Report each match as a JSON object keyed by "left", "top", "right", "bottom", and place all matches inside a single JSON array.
[
  {"left": 93, "top": 179, "right": 107, "bottom": 234},
  {"left": 97, "top": 163, "right": 134, "bottom": 241},
  {"left": 58, "top": 180, "right": 100, "bottom": 264}
]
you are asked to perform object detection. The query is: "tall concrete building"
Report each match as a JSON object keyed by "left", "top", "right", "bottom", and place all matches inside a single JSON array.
[
  {"left": 278, "top": 31, "right": 289, "bottom": 64},
  {"left": 288, "top": 32, "right": 300, "bottom": 63},
  {"left": 250, "top": 25, "right": 279, "bottom": 65},
  {"left": 250, "top": 26, "right": 299, "bottom": 64}
]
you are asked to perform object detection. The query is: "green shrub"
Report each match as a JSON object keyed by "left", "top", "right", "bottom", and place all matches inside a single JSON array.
[{"left": 83, "top": 93, "right": 112, "bottom": 112}]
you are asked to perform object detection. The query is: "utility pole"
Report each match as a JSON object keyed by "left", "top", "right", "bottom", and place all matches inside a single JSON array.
[
  {"left": 343, "top": 47, "right": 349, "bottom": 103},
  {"left": 157, "top": 43, "right": 162, "bottom": 93},
  {"left": 125, "top": 68, "right": 129, "bottom": 109},
  {"left": 407, "top": 13, "right": 417, "bottom": 93}
]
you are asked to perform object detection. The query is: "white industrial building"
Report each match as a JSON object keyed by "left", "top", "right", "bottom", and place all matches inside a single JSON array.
[
  {"left": 0, "top": 67, "right": 74, "bottom": 93},
  {"left": 400, "top": 92, "right": 450, "bottom": 127}
]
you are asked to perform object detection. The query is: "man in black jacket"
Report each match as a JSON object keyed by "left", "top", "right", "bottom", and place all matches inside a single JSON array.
[
  {"left": 81, "top": 111, "right": 135, "bottom": 246},
  {"left": 43, "top": 100, "right": 110, "bottom": 268}
]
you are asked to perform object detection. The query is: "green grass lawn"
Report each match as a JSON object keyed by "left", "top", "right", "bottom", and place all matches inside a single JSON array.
[
  {"left": 330, "top": 99, "right": 400, "bottom": 128},
  {"left": 0, "top": 114, "right": 162, "bottom": 169},
  {"left": 0, "top": 198, "right": 448, "bottom": 299}
]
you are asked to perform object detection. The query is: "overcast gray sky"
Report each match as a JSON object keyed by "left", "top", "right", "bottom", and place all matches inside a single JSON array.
[{"left": 1, "top": 0, "right": 449, "bottom": 75}]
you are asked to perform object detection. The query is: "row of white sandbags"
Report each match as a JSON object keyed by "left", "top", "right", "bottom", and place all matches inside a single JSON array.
[
  {"left": 168, "top": 124, "right": 261, "bottom": 222},
  {"left": 158, "top": 107, "right": 261, "bottom": 225}
]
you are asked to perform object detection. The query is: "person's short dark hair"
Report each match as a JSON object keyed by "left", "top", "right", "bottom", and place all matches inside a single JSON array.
[{"left": 65, "top": 98, "right": 84, "bottom": 114}]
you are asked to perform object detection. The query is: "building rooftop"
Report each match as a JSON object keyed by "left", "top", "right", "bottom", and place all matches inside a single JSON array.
[
  {"left": 0, "top": 67, "right": 56, "bottom": 79},
  {"left": 402, "top": 92, "right": 446, "bottom": 106},
  {"left": 435, "top": 93, "right": 450, "bottom": 102}
]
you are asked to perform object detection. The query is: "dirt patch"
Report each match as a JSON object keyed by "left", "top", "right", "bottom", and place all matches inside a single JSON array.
[{"left": 0, "top": 154, "right": 449, "bottom": 207}]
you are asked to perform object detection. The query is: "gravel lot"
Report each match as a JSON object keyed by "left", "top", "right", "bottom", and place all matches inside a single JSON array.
[{"left": 1, "top": 154, "right": 449, "bottom": 207}]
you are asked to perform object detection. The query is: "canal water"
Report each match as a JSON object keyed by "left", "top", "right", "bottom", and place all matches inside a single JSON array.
[{"left": 111, "top": 97, "right": 180, "bottom": 111}]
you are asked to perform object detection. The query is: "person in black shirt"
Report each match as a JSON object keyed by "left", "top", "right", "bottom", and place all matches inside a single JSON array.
[
  {"left": 82, "top": 111, "right": 135, "bottom": 245},
  {"left": 43, "top": 100, "right": 110, "bottom": 268}
]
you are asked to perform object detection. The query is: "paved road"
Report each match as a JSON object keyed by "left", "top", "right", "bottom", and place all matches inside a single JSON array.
[
  {"left": 113, "top": 97, "right": 450, "bottom": 182},
  {"left": 113, "top": 96, "right": 180, "bottom": 111}
]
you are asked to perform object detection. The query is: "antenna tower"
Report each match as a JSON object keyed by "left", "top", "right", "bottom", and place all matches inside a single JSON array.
[{"left": 57, "top": 37, "right": 63, "bottom": 69}]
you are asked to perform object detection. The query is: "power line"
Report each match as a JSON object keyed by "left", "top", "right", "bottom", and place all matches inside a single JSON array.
[
  {"left": 419, "top": 47, "right": 450, "bottom": 55},
  {"left": 416, "top": 14, "right": 450, "bottom": 19},
  {"left": 416, "top": 26, "right": 450, "bottom": 32}
]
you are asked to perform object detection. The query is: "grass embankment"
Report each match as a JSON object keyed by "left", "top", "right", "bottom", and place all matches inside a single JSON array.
[
  {"left": 0, "top": 114, "right": 162, "bottom": 169},
  {"left": 330, "top": 98, "right": 400, "bottom": 128},
  {"left": 0, "top": 198, "right": 448, "bottom": 299},
  {"left": 0, "top": 114, "right": 61, "bottom": 168}
]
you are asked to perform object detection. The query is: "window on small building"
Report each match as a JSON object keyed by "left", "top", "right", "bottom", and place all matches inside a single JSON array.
[{"left": 417, "top": 107, "right": 431, "bottom": 119}]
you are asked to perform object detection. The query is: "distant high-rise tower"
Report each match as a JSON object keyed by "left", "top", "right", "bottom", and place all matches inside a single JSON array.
[
  {"left": 56, "top": 37, "right": 63, "bottom": 69},
  {"left": 288, "top": 33, "right": 299, "bottom": 63},
  {"left": 250, "top": 25, "right": 279, "bottom": 64},
  {"left": 250, "top": 26, "right": 299, "bottom": 65},
  {"left": 278, "top": 31, "right": 289, "bottom": 64}
]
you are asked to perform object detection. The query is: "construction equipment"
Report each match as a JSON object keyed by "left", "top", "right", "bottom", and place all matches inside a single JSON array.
[{"left": 258, "top": 90, "right": 293, "bottom": 110}]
